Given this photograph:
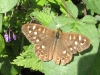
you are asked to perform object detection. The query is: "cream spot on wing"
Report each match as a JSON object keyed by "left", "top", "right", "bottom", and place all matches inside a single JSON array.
[
  {"left": 38, "top": 28, "right": 41, "bottom": 31},
  {"left": 63, "top": 50, "right": 66, "bottom": 54},
  {"left": 74, "top": 46, "right": 77, "bottom": 49},
  {"left": 34, "top": 31, "right": 37, "bottom": 35},
  {"left": 84, "top": 39, "right": 86, "bottom": 42},
  {"left": 67, "top": 53, "right": 70, "bottom": 57},
  {"left": 33, "top": 25, "right": 36, "bottom": 30},
  {"left": 36, "top": 39, "right": 39, "bottom": 42},
  {"left": 73, "top": 35, "right": 76, "bottom": 40},
  {"left": 27, "top": 26, "right": 32, "bottom": 33},
  {"left": 80, "top": 43, "right": 84, "bottom": 45},
  {"left": 27, "top": 26, "right": 30, "bottom": 28},
  {"left": 42, "top": 29, "right": 45, "bottom": 33},
  {"left": 75, "top": 41, "right": 78, "bottom": 45},
  {"left": 29, "top": 30, "right": 32, "bottom": 33},
  {"left": 37, "top": 46, "right": 40, "bottom": 49},
  {"left": 69, "top": 35, "right": 72, "bottom": 40},
  {"left": 79, "top": 35, "right": 82, "bottom": 40},
  {"left": 33, "top": 37, "right": 36, "bottom": 39},
  {"left": 70, "top": 47, "right": 73, "bottom": 51},
  {"left": 42, "top": 45, "right": 45, "bottom": 49}
]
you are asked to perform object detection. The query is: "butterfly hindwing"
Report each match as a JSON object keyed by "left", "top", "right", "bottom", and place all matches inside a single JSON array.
[
  {"left": 34, "top": 37, "right": 56, "bottom": 61},
  {"left": 53, "top": 39, "right": 72, "bottom": 65}
]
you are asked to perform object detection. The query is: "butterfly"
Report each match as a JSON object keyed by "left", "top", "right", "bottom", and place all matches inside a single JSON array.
[{"left": 22, "top": 23, "right": 90, "bottom": 65}]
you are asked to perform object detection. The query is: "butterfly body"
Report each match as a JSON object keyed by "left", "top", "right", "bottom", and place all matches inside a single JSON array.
[{"left": 22, "top": 23, "right": 90, "bottom": 65}]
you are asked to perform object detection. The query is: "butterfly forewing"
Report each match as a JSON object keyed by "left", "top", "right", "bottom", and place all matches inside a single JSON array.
[
  {"left": 22, "top": 23, "right": 55, "bottom": 44},
  {"left": 22, "top": 23, "right": 90, "bottom": 65},
  {"left": 22, "top": 23, "right": 56, "bottom": 61},
  {"left": 61, "top": 33, "right": 90, "bottom": 53}
]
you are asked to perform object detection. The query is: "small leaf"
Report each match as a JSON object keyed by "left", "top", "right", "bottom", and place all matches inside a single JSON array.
[
  {"left": 0, "top": 0, "right": 18, "bottom": 13},
  {"left": 48, "top": 0, "right": 62, "bottom": 4},
  {"left": 95, "top": 15, "right": 100, "bottom": 21},
  {"left": 12, "top": 44, "right": 43, "bottom": 73},
  {"left": 36, "top": 0, "right": 46, "bottom": 6},
  {"left": 0, "top": 34, "right": 5, "bottom": 53},
  {"left": 31, "top": 8, "right": 55, "bottom": 26},
  {"left": 1, "top": 58, "right": 19, "bottom": 75},
  {"left": 80, "top": 15, "right": 97, "bottom": 24},
  {"left": 60, "top": 1, "right": 78, "bottom": 18},
  {"left": 84, "top": 0, "right": 100, "bottom": 14},
  {"left": 0, "top": 14, "right": 3, "bottom": 32},
  {"left": 98, "top": 24, "right": 100, "bottom": 43}
]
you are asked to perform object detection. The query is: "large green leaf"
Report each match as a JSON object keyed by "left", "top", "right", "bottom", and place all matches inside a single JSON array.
[
  {"left": 0, "top": 0, "right": 18, "bottom": 13},
  {"left": 42, "top": 15, "right": 99, "bottom": 75},
  {"left": 84, "top": 0, "right": 100, "bottom": 14}
]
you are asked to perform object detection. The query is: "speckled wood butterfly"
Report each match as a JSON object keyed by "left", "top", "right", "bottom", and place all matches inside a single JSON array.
[{"left": 22, "top": 23, "right": 90, "bottom": 65}]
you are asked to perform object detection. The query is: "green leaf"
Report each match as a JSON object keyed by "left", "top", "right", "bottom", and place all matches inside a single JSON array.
[
  {"left": 0, "top": 0, "right": 18, "bottom": 13},
  {"left": 93, "top": 46, "right": 100, "bottom": 75},
  {"left": 95, "top": 15, "right": 100, "bottom": 21},
  {"left": 12, "top": 44, "right": 43, "bottom": 73},
  {"left": 48, "top": 15, "right": 75, "bottom": 31},
  {"left": 0, "top": 58, "right": 19, "bottom": 75},
  {"left": 66, "top": 1, "right": 78, "bottom": 18},
  {"left": 60, "top": 1, "right": 78, "bottom": 18},
  {"left": 80, "top": 15, "right": 97, "bottom": 24},
  {"left": 48, "top": 0, "right": 62, "bottom": 4},
  {"left": 42, "top": 15, "right": 99, "bottom": 75},
  {"left": 87, "top": 47, "right": 100, "bottom": 75},
  {"left": 0, "top": 34, "right": 5, "bottom": 53},
  {"left": 0, "top": 72, "right": 3, "bottom": 75},
  {"left": 31, "top": 8, "right": 56, "bottom": 26},
  {"left": 47, "top": 0, "right": 78, "bottom": 18},
  {"left": 84, "top": 0, "right": 100, "bottom": 14},
  {"left": 98, "top": 24, "right": 100, "bottom": 33},
  {"left": 0, "top": 14, "right": 3, "bottom": 32},
  {"left": 36, "top": 0, "right": 46, "bottom": 6},
  {"left": 98, "top": 24, "right": 100, "bottom": 43}
]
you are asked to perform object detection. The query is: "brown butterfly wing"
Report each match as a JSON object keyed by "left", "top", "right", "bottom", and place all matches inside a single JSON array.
[
  {"left": 61, "top": 32, "right": 90, "bottom": 53},
  {"left": 34, "top": 37, "right": 56, "bottom": 61},
  {"left": 22, "top": 23, "right": 55, "bottom": 44},
  {"left": 53, "top": 39, "right": 72, "bottom": 65},
  {"left": 53, "top": 32, "right": 90, "bottom": 65},
  {"left": 22, "top": 23, "right": 56, "bottom": 61}
]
